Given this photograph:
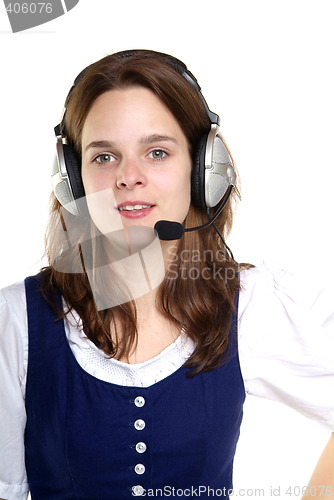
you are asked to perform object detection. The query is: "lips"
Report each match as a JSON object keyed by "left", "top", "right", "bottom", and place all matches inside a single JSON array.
[
  {"left": 118, "top": 203, "right": 153, "bottom": 211},
  {"left": 116, "top": 201, "right": 155, "bottom": 219}
]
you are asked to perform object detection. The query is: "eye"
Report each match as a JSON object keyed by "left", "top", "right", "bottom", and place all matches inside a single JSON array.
[
  {"left": 147, "top": 149, "right": 168, "bottom": 161},
  {"left": 93, "top": 153, "right": 116, "bottom": 164}
]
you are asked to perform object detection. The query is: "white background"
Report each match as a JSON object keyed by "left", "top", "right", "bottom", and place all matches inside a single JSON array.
[{"left": 0, "top": 1, "right": 333, "bottom": 497}]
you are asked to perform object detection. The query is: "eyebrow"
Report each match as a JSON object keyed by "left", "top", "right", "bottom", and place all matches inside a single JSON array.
[
  {"left": 84, "top": 134, "right": 177, "bottom": 153},
  {"left": 84, "top": 140, "right": 114, "bottom": 153},
  {"left": 139, "top": 134, "right": 177, "bottom": 145}
]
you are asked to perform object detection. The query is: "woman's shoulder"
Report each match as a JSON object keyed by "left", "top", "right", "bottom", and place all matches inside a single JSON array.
[
  {"left": 239, "top": 261, "right": 330, "bottom": 312},
  {"left": 0, "top": 279, "right": 27, "bottom": 316},
  {"left": 0, "top": 279, "right": 28, "bottom": 353},
  {"left": 237, "top": 261, "right": 334, "bottom": 358}
]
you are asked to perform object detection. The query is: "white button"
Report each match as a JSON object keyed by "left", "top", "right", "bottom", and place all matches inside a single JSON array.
[
  {"left": 134, "top": 419, "right": 145, "bottom": 431},
  {"left": 135, "top": 442, "right": 147, "bottom": 453},
  {"left": 134, "top": 463, "right": 146, "bottom": 475},
  {"left": 132, "top": 485, "right": 145, "bottom": 496},
  {"left": 134, "top": 396, "right": 145, "bottom": 408}
]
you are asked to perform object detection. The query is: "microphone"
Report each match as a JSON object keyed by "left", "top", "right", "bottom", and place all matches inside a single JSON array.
[
  {"left": 154, "top": 220, "right": 185, "bottom": 241},
  {"left": 154, "top": 186, "right": 233, "bottom": 241}
]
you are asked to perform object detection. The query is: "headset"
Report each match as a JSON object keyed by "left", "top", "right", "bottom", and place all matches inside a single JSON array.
[{"left": 52, "top": 49, "right": 236, "bottom": 226}]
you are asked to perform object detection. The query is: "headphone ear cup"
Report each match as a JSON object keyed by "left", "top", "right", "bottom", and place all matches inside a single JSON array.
[
  {"left": 192, "top": 126, "right": 236, "bottom": 210},
  {"left": 191, "top": 134, "right": 208, "bottom": 210},
  {"left": 62, "top": 144, "right": 85, "bottom": 201}
]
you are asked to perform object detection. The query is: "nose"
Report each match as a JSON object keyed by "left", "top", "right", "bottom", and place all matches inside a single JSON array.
[{"left": 116, "top": 156, "right": 147, "bottom": 190}]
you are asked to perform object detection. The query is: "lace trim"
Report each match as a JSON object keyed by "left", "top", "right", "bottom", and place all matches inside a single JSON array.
[{"left": 64, "top": 308, "right": 196, "bottom": 387}]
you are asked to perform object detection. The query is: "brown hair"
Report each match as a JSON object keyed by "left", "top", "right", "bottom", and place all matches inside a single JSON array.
[{"left": 44, "top": 49, "right": 248, "bottom": 375}]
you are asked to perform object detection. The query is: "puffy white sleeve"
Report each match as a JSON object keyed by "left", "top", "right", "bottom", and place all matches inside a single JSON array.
[
  {"left": 0, "top": 282, "right": 29, "bottom": 500},
  {"left": 238, "top": 264, "right": 334, "bottom": 431}
]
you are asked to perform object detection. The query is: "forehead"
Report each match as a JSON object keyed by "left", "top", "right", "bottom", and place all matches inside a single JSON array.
[{"left": 81, "top": 86, "right": 186, "bottom": 145}]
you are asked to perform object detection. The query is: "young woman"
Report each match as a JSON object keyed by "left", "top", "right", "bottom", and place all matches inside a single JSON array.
[{"left": 0, "top": 49, "right": 333, "bottom": 499}]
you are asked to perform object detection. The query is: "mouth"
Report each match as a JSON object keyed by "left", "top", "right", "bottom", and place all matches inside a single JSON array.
[
  {"left": 116, "top": 201, "right": 155, "bottom": 219},
  {"left": 118, "top": 203, "right": 153, "bottom": 211}
]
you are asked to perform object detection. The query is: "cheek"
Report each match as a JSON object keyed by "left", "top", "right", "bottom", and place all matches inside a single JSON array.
[
  {"left": 81, "top": 166, "right": 122, "bottom": 233},
  {"left": 81, "top": 166, "right": 112, "bottom": 195},
  {"left": 162, "top": 172, "right": 190, "bottom": 194},
  {"left": 163, "top": 167, "right": 192, "bottom": 215},
  {"left": 81, "top": 165, "right": 94, "bottom": 194},
  {"left": 178, "top": 162, "right": 192, "bottom": 198},
  {"left": 181, "top": 169, "right": 192, "bottom": 215}
]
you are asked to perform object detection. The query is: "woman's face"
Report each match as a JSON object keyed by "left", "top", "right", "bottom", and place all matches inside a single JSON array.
[{"left": 81, "top": 86, "right": 192, "bottom": 236}]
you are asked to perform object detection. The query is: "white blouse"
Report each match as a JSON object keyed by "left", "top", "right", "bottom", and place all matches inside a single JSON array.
[{"left": 0, "top": 264, "right": 334, "bottom": 500}]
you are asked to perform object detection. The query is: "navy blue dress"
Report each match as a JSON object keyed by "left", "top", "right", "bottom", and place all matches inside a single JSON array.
[{"left": 24, "top": 274, "right": 245, "bottom": 499}]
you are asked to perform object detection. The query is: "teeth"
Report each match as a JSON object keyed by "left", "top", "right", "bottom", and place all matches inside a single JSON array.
[{"left": 118, "top": 204, "right": 152, "bottom": 211}]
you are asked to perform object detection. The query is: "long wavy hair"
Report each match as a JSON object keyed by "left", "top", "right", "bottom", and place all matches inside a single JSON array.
[{"left": 43, "top": 49, "right": 248, "bottom": 375}]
